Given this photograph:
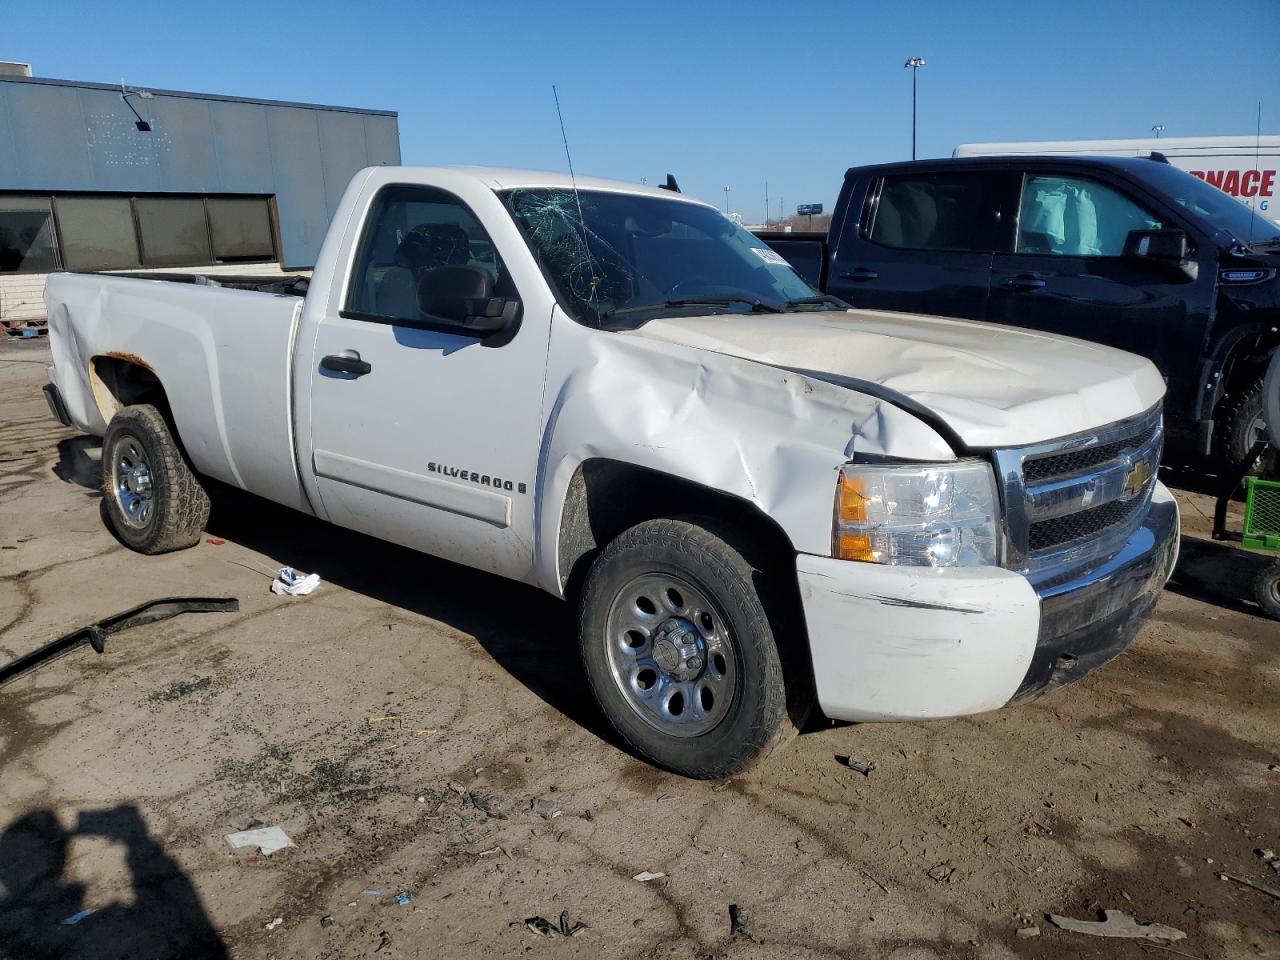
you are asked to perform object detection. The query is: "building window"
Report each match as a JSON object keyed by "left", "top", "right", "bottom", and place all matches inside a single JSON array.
[
  {"left": 0, "top": 197, "right": 59, "bottom": 272},
  {"left": 208, "top": 198, "right": 275, "bottom": 262},
  {"left": 55, "top": 196, "right": 141, "bottom": 271},
  {"left": 136, "top": 198, "right": 212, "bottom": 267},
  {"left": 0, "top": 192, "right": 277, "bottom": 273}
]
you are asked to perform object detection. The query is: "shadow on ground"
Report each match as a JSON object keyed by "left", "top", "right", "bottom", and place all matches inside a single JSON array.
[
  {"left": 47, "top": 439, "right": 616, "bottom": 743},
  {"left": 202, "top": 482, "right": 627, "bottom": 750},
  {"left": 0, "top": 805, "right": 227, "bottom": 960},
  {"left": 1169, "top": 535, "right": 1276, "bottom": 619}
]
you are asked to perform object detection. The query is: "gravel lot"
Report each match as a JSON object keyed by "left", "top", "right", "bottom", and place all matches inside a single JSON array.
[{"left": 2, "top": 336, "right": 1278, "bottom": 960}]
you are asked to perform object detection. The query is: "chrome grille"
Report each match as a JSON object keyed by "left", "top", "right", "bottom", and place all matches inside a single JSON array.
[
  {"left": 1027, "top": 498, "right": 1143, "bottom": 552},
  {"left": 993, "top": 405, "right": 1163, "bottom": 584}
]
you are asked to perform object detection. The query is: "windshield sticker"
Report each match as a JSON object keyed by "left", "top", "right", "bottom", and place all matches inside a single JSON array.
[{"left": 750, "top": 246, "right": 790, "bottom": 266}]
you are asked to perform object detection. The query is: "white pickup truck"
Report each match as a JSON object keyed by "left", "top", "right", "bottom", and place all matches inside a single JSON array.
[{"left": 43, "top": 165, "right": 1179, "bottom": 778}]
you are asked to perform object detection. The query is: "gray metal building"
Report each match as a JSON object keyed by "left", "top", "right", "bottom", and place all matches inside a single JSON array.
[{"left": 0, "top": 71, "right": 400, "bottom": 324}]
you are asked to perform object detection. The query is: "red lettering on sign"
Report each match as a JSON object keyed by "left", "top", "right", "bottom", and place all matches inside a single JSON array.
[
  {"left": 1204, "top": 170, "right": 1225, "bottom": 188},
  {"left": 1222, "top": 170, "right": 1241, "bottom": 195},
  {"left": 1188, "top": 170, "right": 1205, "bottom": 180},
  {"left": 1261, "top": 170, "right": 1276, "bottom": 198},
  {"left": 1241, "top": 169, "right": 1261, "bottom": 197}
]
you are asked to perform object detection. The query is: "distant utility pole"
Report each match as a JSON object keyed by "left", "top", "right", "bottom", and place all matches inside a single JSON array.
[
  {"left": 1151, "top": 124, "right": 1165, "bottom": 139},
  {"left": 904, "top": 57, "right": 926, "bottom": 160},
  {"left": 764, "top": 181, "right": 770, "bottom": 229},
  {"left": 723, "top": 184, "right": 731, "bottom": 214}
]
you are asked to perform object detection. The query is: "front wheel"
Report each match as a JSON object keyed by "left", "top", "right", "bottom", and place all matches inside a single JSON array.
[
  {"left": 578, "top": 517, "right": 804, "bottom": 779},
  {"left": 102, "top": 404, "right": 210, "bottom": 554}
]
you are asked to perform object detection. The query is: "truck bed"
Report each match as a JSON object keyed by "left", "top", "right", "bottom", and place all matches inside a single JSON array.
[
  {"left": 45, "top": 271, "right": 312, "bottom": 514},
  {"left": 101, "top": 272, "right": 311, "bottom": 297}
]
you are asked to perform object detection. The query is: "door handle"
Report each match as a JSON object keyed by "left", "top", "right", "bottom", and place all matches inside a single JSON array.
[
  {"left": 321, "top": 352, "right": 372, "bottom": 376},
  {"left": 999, "top": 275, "right": 1046, "bottom": 291},
  {"left": 840, "top": 267, "right": 879, "bottom": 281}
]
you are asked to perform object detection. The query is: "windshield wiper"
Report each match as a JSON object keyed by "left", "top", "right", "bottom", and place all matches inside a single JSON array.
[
  {"left": 601, "top": 295, "right": 784, "bottom": 321},
  {"left": 1247, "top": 237, "right": 1280, "bottom": 249},
  {"left": 783, "top": 294, "right": 850, "bottom": 310}
]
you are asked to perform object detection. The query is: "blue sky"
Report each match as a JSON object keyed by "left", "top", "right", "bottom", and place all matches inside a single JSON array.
[{"left": 6, "top": 0, "right": 1278, "bottom": 216}]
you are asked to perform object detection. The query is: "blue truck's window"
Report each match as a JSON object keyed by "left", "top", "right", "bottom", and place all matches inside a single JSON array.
[
  {"left": 1016, "top": 175, "right": 1162, "bottom": 257},
  {"left": 867, "top": 173, "right": 1004, "bottom": 252},
  {"left": 345, "top": 185, "right": 507, "bottom": 324}
]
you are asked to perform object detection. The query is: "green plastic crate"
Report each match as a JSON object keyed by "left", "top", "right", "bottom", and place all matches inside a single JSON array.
[{"left": 1243, "top": 475, "right": 1280, "bottom": 551}]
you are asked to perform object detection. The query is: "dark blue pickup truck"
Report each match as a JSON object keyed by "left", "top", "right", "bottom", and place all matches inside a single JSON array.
[{"left": 756, "top": 155, "right": 1280, "bottom": 467}]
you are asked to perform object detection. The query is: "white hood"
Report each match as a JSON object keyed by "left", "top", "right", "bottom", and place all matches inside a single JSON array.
[{"left": 626, "top": 308, "right": 1166, "bottom": 449}]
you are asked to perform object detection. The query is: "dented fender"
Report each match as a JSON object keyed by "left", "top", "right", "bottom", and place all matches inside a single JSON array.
[{"left": 533, "top": 316, "right": 958, "bottom": 594}]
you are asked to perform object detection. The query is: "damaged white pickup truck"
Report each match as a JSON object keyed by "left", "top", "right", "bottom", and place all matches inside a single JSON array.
[{"left": 43, "top": 166, "right": 1178, "bottom": 778}]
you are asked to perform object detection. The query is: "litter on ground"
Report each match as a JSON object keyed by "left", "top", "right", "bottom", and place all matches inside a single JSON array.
[
  {"left": 270, "top": 567, "right": 321, "bottom": 597},
  {"left": 1047, "top": 909, "right": 1186, "bottom": 941},
  {"left": 225, "top": 825, "right": 294, "bottom": 856}
]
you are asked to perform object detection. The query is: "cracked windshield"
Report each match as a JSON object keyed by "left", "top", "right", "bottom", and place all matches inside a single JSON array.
[{"left": 503, "top": 188, "right": 843, "bottom": 327}]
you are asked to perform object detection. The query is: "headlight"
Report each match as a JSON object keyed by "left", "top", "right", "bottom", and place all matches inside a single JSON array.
[{"left": 833, "top": 461, "right": 1001, "bottom": 567}]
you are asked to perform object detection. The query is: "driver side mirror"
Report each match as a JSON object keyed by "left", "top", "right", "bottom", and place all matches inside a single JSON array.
[
  {"left": 416, "top": 265, "right": 521, "bottom": 344},
  {"left": 1123, "top": 229, "right": 1198, "bottom": 282}
]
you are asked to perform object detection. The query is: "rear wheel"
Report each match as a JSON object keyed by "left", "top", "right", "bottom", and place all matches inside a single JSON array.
[
  {"left": 578, "top": 517, "right": 805, "bottom": 779},
  {"left": 102, "top": 404, "right": 210, "bottom": 554}
]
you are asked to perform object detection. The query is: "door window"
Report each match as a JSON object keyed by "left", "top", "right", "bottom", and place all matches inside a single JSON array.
[
  {"left": 1016, "top": 175, "right": 1162, "bottom": 257},
  {"left": 345, "top": 185, "right": 508, "bottom": 323},
  {"left": 867, "top": 173, "right": 1005, "bottom": 252}
]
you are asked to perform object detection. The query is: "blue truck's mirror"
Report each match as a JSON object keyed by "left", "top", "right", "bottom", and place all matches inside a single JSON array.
[{"left": 1123, "top": 229, "right": 1197, "bottom": 281}]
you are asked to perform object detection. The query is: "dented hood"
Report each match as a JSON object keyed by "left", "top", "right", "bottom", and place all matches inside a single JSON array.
[{"left": 626, "top": 308, "right": 1166, "bottom": 449}]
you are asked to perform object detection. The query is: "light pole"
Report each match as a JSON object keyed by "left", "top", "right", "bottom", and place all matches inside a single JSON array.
[
  {"left": 1151, "top": 124, "right": 1165, "bottom": 139},
  {"left": 904, "top": 57, "right": 926, "bottom": 160},
  {"left": 723, "top": 185, "right": 731, "bottom": 215}
]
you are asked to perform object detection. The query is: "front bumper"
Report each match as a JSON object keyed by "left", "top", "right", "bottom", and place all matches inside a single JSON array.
[{"left": 796, "top": 482, "right": 1179, "bottom": 723}]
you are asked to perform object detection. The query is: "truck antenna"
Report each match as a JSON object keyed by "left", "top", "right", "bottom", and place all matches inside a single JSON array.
[
  {"left": 1248, "top": 101, "right": 1262, "bottom": 244},
  {"left": 551, "top": 84, "right": 599, "bottom": 308}
]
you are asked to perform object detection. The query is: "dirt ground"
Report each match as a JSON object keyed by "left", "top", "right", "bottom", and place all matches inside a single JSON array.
[{"left": 1, "top": 335, "right": 1278, "bottom": 960}]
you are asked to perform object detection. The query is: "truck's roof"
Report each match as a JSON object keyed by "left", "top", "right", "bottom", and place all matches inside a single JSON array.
[
  {"left": 388, "top": 165, "right": 711, "bottom": 205},
  {"left": 843, "top": 154, "right": 1193, "bottom": 178}
]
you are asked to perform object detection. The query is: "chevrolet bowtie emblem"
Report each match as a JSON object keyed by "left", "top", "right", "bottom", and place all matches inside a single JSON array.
[{"left": 1123, "top": 459, "right": 1152, "bottom": 497}]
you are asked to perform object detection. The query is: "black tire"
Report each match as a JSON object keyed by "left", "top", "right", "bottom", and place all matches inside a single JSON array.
[
  {"left": 1220, "top": 377, "right": 1277, "bottom": 477},
  {"left": 578, "top": 516, "right": 807, "bottom": 779},
  {"left": 102, "top": 404, "right": 210, "bottom": 554},
  {"left": 1255, "top": 561, "right": 1280, "bottom": 621}
]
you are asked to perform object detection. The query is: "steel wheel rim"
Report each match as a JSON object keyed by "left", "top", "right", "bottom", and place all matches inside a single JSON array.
[
  {"left": 113, "top": 437, "right": 155, "bottom": 528},
  {"left": 604, "top": 572, "right": 738, "bottom": 738}
]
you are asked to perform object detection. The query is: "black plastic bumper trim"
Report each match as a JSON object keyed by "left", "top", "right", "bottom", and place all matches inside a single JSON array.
[
  {"left": 43, "top": 382, "right": 73, "bottom": 427},
  {"left": 1011, "top": 496, "right": 1178, "bottom": 703}
]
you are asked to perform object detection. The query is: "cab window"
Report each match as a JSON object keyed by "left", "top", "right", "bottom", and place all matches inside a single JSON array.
[
  {"left": 866, "top": 172, "right": 1006, "bottom": 252},
  {"left": 345, "top": 185, "right": 509, "bottom": 323},
  {"left": 1016, "top": 174, "right": 1163, "bottom": 257}
]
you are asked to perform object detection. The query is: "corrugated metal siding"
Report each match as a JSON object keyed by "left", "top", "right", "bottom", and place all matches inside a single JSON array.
[{"left": 0, "top": 76, "right": 400, "bottom": 268}]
